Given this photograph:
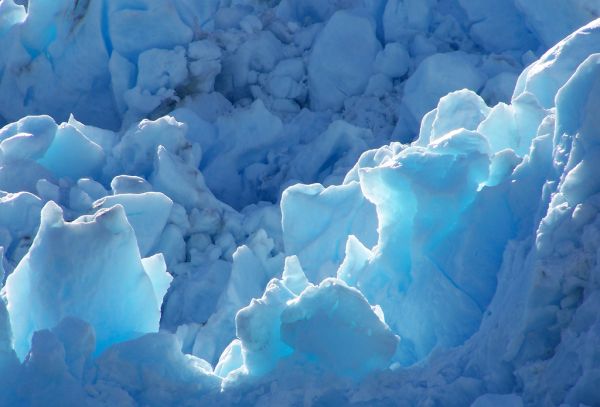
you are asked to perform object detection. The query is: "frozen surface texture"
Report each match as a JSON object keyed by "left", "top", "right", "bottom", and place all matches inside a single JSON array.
[{"left": 0, "top": 0, "right": 600, "bottom": 405}]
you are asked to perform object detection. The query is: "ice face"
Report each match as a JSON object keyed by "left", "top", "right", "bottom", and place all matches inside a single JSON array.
[
  {"left": 37, "top": 123, "right": 105, "bottom": 180},
  {"left": 308, "top": 10, "right": 380, "bottom": 111},
  {"left": 3, "top": 202, "right": 171, "bottom": 360},
  {"left": 281, "top": 181, "right": 378, "bottom": 282},
  {"left": 513, "top": 19, "right": 600, "bottom": 109},
  {"left": 93, "top": 192, "right": 173, "bottom": 256},
  {"left": 458, "top": 0, "right": 537, "bottom": 53},
  {"left": 349, "top": 129, "right": 492, "bottom": 361},
  {"left": 108, "top": 1, "right": 193, "bottom": 60},
  {"left": 402, "top": 52, "right": 487, "bottom": 131}
]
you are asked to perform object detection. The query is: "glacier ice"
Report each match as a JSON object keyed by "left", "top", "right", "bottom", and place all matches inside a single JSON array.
[
  {"left": 93, "top": 332, "right": 220, "bottom": 406},
  {"left": 0, "top": 0, "right": 600, "bottom": 406},
  {"left": 234, "top": 274, "right": 398, "bottom": 380},
  {"left": 279, "top": 278, "right": 398, "bottom": 379},
  {"left": 3, "top": 201, "right": 172, "bottom": 359},
  {"left": 92, "top": 192, "right": 173, "bottom": 256},
  {"left": 402, "top": 51, "right": 487, "bottom": 130},
  {"left": 282, "top": 181, "right": 378, "bottom": 282},
  {"left": 37, "top": 122, "right": 105, "bottom": 180},
  {"left": 308, "top": 10, "right": 380, "bottom": 111}
]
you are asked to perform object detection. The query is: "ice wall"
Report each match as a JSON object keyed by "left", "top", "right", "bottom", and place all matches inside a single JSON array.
[{"left": 0, "top": 1, "right": 600, "bottom": 406}]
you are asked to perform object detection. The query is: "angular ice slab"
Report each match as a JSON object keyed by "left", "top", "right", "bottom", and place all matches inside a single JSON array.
[
  {"left": 93, "top": 192, "right": 173, "bottom": 257},
  {"left": 2, "top": 201, "right": 172, "bottom": 359},
  {"left": 308, "top": 10, "right": 380, "bottom": 111}
]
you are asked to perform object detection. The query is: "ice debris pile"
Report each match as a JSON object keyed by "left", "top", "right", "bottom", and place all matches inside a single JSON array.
[{"left": 1, "top": 0, "right": 600, "bottom": 405}]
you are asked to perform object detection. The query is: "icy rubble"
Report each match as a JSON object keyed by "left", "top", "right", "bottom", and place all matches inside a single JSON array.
[
  {"left": 2, "top": 0, "right": 594, "bottom": 148},
  {"left": 0, "top": 0, "right": 599, "bottom": 406},
  {"left": 234, "top": 275, "right": 398, "bottom": 380}
]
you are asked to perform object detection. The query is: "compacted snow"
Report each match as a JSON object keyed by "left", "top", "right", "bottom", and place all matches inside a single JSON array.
[{"left": 1, "top": 0, "right": 600, "bottom": 405}]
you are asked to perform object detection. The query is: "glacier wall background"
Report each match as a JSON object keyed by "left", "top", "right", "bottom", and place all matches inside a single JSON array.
[{"left": 0, "top": 0, "right": 600, "bottom": 406}]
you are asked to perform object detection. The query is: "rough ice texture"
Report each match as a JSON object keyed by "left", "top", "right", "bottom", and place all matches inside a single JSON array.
[{"left": 1, "top": 1, "right": 600, "bottom": 406}]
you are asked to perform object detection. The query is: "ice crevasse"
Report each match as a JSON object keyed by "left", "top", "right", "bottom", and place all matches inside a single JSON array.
[{"left": 0, "top": 2, "right": 600, "bottom": 406}]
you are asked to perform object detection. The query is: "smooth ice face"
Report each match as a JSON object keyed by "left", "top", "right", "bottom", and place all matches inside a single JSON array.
[
  {"left": 235, "top": 279, "right": 295, "bottom": 377},
  {"left": 0, "top": 191, "right": 42, "bottom": 242},
  {"left": 93, "top": 192, "right": 173, "bottom": 257},
  {"left": 288, "top": 120, "right": 373, "bottom": 185},
  {"left": 214, "top": 339, "right": 243, "bottom": 378},
  {"left": 275, "top": 0, "right": 339, "bottom": 23},
  {"left": 36, "top": 123, "right": 105, "bottom": 181},
  {"left": 471, "top": 394, "right": 523, "bottom": 407},
  {"left": 354, "top": 130, "right": 492, "bottom": 361},
  {"left": 308, "top": 10, "right": 380, "bottom": 111},
  {"left": 0, "top": 1, "right": 25, "bottom": 35},
  {"left": 477, "top": 93, "right": 547, "bottom": 156},
  {"left": 281, "top": 182, "right": 377, "bottom": 282},
  {"left": 2, "top": 202, "right": 171, "bottom": 360},
  {"left": 513, "top": 19, "right": 600, "bottom": 109},
  {"left": 0, "top": 0, "right": 120, "bottom": 129},
  {"left": 0, "top": 115, "right": 108, "bottom": 195},
  {"left": 374, "top": 43, "right": 410, "bottom": 79},
  {"left": 458, "top": 0, "right": 537, "bottom": 52},
  {"left": 512, "top": 0, "right": 600, "bottom": 49},
  {"left": 281, "top": 255, "right": 309, "bottom": 296},
  {"left": 125, "top": 47, "right": 189, "bottom": 116},
  {"left": 0, "top": 115, "right": 57, "bottom": 163}
]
